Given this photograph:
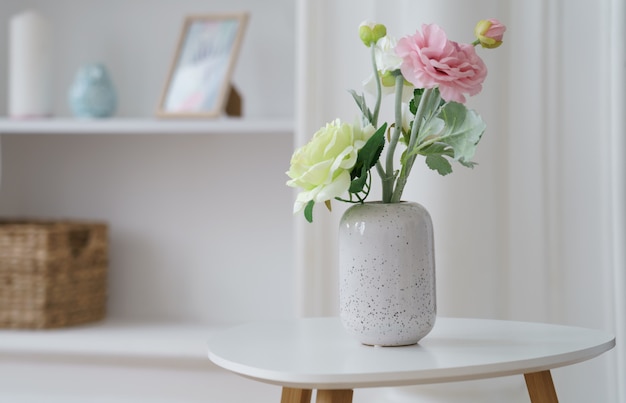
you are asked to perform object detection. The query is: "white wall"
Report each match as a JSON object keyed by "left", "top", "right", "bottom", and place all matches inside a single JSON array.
[
  {"left": 0, "top": 0, "right": 294, "bottom": 118},
  {"left": 609, "top": 0, "right": 626, "bottom": 399},
  {"left": 295, "top": 0, "right": 623, "bottom": 401}
]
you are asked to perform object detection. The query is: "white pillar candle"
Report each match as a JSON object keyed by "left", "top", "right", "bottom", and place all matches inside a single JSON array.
[{"left": 8, "top": 10, "right": 53, "bottom": 118}]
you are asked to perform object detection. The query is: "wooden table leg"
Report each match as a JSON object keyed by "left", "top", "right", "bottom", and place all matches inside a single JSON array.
[
  {"left": 281, "top": 387, "right": 312, "bottom": 403},
  {"left": 315, "top": 389, "right": 353, "bottom": 403},
  {"left": 524, "top": 370, "right": 559, "bottom": 402}
]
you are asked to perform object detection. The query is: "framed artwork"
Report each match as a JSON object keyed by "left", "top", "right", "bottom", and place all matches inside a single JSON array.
[{"left": 157, "top": 13, "right": 248, "bottom": 118}]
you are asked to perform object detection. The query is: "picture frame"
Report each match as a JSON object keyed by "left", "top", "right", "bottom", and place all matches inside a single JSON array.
[{"left": 157, "top": 13, "right": 249, "bottom": 118}]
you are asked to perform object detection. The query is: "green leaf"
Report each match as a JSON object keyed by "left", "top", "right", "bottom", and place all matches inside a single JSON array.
[
  {"left": 349, "top": 173, "right": 368, "bottom": 193},
  {"left": 425, "top": 155, "right": 453, "bottom": 176},
  {"left": 359, "top": 123, "right": 387, "bottom": 170},
  {"left": 350, "top": 123, "right": 387, "bottom": 183},
  {"left": 408, "top": 88, "right": 444, "bottom": 147},
  {"left": 436, "top": 102, "right": 486, "bottom": 164},
  {"left": 409, "top": 88, "right": 424, "bottom": 115},
  {"left": 459, "top": 159, "right": 478, "bottom": 168},
  {"left": 420, "top": 142, "right": 454, "bottom": 157},
  {"left": 304, "top": 200, "right": 314, "bottom": 223},
  {"left": 416, "top": 116, "right": 445, "bottom": 145},
  {"left": 349, "top": 90, "right": 374, "bottom": 125}
]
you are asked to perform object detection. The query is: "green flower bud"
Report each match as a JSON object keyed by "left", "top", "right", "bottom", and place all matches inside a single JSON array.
[
  {"left": 359, "top": 25, "right": 373, "bottom": 46},
  {"left": 380, "top": 71, "right": 396, "bottom": 87},
  {"left": 359, "top": 21, "right": 387, "bottom": 46},
  {"left": 372, "top": 24, "right": 387, "bottom": 42}
]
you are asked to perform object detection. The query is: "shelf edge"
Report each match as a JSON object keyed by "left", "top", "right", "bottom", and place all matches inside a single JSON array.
[
  {"left": 0, "top": 318, "right": 228, "bottom": 368},
  {"left": 0, "top": 117, "right": 294, "bottom": 135}
]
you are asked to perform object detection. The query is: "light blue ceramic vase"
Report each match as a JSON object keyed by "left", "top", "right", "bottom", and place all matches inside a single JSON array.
[{"left": 68, "top": 63, "right": 117, "bottom": 118}]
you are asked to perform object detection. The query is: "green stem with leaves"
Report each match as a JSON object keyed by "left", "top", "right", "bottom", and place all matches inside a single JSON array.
[{"left": 390, "top": 87, "right": 439, "bottom": 203}]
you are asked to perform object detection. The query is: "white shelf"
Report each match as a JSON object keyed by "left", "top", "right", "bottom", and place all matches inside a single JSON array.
[
  {"left": 0, "top": 319, "right": 226, "bottom": 368},
  {"left": 0, "top": 117, "right": 294, "bottom": 136}
]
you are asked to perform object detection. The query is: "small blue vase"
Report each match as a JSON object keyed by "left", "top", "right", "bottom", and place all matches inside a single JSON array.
[{"left": 68, "top": 63, "right": 117, "bottom": 118}]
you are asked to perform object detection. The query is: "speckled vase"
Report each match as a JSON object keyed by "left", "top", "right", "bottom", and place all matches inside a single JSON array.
[{"left": 339, "top": 201, "right": 436, "bottom": 346}]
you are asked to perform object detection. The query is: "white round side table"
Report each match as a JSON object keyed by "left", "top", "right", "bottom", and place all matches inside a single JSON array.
[{"left": 207, "top": 317, "right": 615, "bottom": 403}]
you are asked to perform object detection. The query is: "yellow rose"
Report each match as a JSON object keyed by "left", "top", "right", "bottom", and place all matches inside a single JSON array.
[{"left": 286, "top": 119, "right": 376, "bottom": 213}]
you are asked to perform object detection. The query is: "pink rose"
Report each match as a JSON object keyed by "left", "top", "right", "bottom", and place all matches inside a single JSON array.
[{"left": 396, "top": 24, "right": 488, "bottom": 103}]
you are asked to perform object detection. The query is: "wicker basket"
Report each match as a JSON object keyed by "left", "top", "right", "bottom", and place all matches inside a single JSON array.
[{"left": 0, "top": 219, "right": 108, "bottom": 329}]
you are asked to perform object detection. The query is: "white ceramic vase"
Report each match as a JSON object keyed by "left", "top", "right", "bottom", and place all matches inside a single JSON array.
[{"left": 339, "top": 201, "right": 436, "bottom": 346}]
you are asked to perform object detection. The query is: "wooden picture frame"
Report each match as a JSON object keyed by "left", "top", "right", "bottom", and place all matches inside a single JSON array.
[{"left": 157, "top": 13, "right": 248, "bottom": 118}]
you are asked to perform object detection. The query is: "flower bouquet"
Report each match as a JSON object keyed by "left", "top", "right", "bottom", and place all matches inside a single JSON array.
[{"left": 287, "top": 19, "right": 506, "bottom": 222}]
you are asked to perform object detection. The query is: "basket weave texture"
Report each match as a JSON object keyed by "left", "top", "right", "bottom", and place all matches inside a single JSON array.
[{"left": 0, "top": 219, "right": 108, "bottom": 329}]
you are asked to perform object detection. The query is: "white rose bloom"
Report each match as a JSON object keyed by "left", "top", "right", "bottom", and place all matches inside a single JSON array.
[{"left": 375, "top": 36, "right": 403, "bottom": 73}]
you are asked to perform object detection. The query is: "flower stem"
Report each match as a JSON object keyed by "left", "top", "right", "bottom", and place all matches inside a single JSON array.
[
  {"left": 376, "top": 160, "right": 389, "bottom": 199},
  {"left": 381, "top": 74, "right": 405, "bottom": 203},
  {"left": 391, "top": 87, "right": 437, "bottom": 203},
  {"left": 369, "top": 44, "right": 382, "bottom": 127},
  {"left": 368, "top": 41, "right": 394, "bottom": 201}
]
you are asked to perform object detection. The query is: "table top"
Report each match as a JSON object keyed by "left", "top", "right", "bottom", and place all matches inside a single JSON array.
[{"left": 207, "top": 317, "right": 615, "bottom": 389}]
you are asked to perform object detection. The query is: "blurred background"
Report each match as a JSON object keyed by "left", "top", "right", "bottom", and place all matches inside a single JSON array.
[{"left": 0, "top": 0, "right": 623, "bottom": 402}]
